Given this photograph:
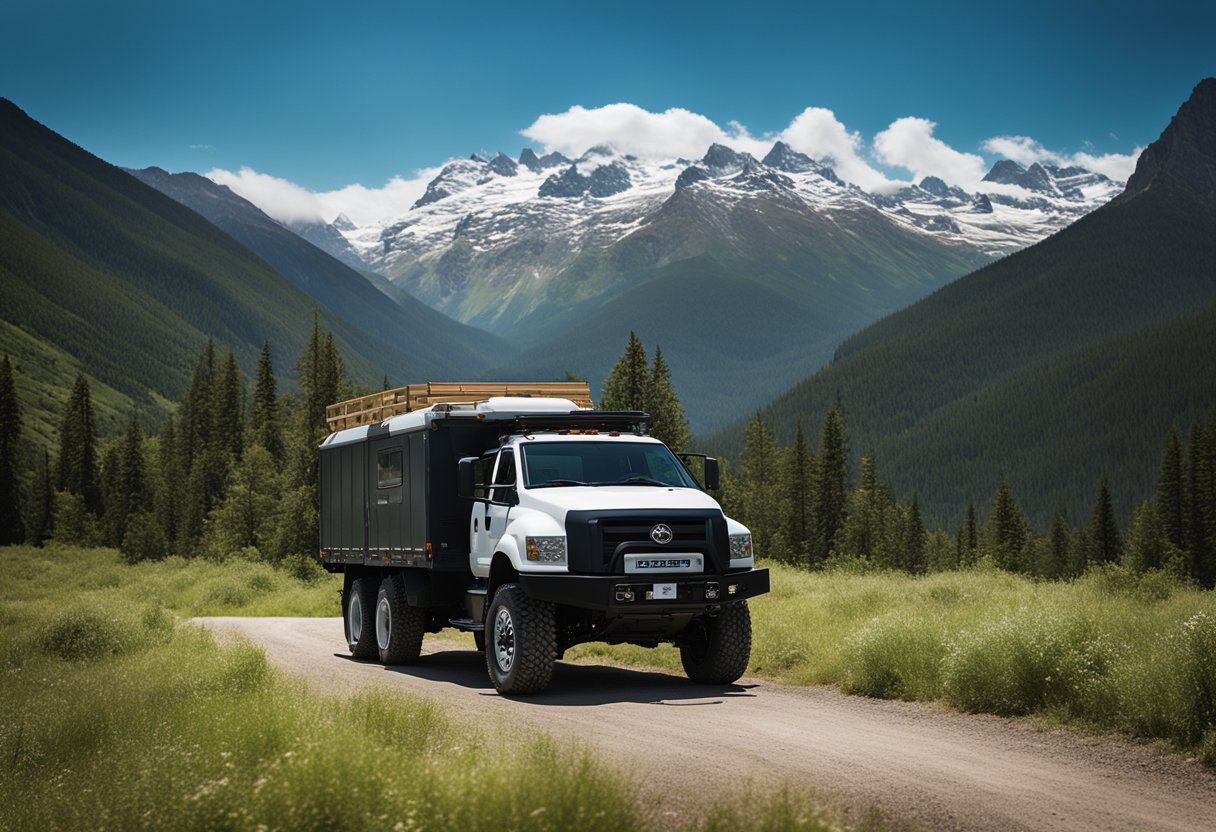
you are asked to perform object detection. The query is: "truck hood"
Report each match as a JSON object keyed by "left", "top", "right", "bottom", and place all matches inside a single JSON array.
[{"left": 519, "top": 486, "right": 722, "bottom": 518}]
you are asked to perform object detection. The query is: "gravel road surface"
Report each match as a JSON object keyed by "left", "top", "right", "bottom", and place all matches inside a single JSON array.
[{"left": 196, "top": 617, "right": 1216, "bottom": 831}]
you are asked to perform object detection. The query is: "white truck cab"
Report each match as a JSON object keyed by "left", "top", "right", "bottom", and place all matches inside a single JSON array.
[{"left": 320, "top": 395, "right": 769, "bottom": 694}]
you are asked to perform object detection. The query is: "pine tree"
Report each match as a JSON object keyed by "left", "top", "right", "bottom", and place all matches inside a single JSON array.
[
  {"left": 1085, "top": 476, "right": 1122, "bottom": 565},
  {"left": 321, "top": 332, "right": 344, "bottom": 413},
  {"left": 740, "top": 414, "right": 784, "bottom": 561},
  {"left": 57, "top": 373, "right": 100, "bottom": 514},
  {"left": 215, "top": 350, "right": 244, "bottom": 461},
  {"left": 297, "top": 314, "right": 345, "bottom": 435},
  {"left": 1124, "top": 500, "right": 1167, "bottom": 574},
  {"left": 1048, "top": 509, "right": 1077, "bottom": 578},
  {"left": 0, "top": 355, "right": 23, "bottom": 544},
  {"left": 102, "top": 418, "right": 147, "bottom": 549},
  {"left": 205, "top": 444, "right": 281, "bottom": 557},
  {"left": 959, "top": 502, "right": 979, "bottom": 566},
  {"left": 180, "top": 339, "right": 216, "bottom": 474},
  {"left": 26, "top": 447, "right": 54, "bottom": 546},
  {"left": 783, "top": 422, "right": 813, "bottom": 565},
  {"left": 836, "top": 454, "right": 887, "bottom": 562},
  {"left": 644, "top": 346, "right": 691, "bottom": 451},
  {"left": 1185, "top": 422, "right": 1216, "bottom": 588},
  {"left": 901, "top": 493, "right": 927, "bottom": 573},
  {"left": 153, "top": 416, "right": 180, "bottom": 546},
  {"left": 986, "top": 476, "right": 1029, "bottom": 570},
  {"left": 812, "top": 403, "right": 847, "bottom": 562},
  {"left": 600, "top": 332, "right": 649, "bottom": 412},
  {"left": 1156, "top": 427, "right": 1185, "bottom": 551},
  {"left": 251, "top": 340, "right": 284, "bottom": 463}
]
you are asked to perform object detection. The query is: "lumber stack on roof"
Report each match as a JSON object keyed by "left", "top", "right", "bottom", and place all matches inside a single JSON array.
[{"left": 325, "top": 381, "right": 593, "bottom": 432}]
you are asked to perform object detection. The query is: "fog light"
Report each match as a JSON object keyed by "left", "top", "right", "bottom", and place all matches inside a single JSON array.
[
  {"left": 706, "top": 584, "right": 720, "bottom": 600},
  {"left": 615, "top": 589, "right": 635, "bottom": 602},
  {"left": 728, "top": 584, "right": 738, "bottom": 595}
]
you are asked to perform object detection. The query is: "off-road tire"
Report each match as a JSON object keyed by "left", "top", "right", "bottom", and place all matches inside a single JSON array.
[
  {"left": 344, "top": 577, "right": 379, "bottom": 659},
  {"left": 376, "top": 574, "right": 425, "bottom": 664},
  {"left": 679, "top": 600, "right": 752, "bottom": 685},
  {"left": 485, "top": 583, "right": 556, "bottom": 694}
]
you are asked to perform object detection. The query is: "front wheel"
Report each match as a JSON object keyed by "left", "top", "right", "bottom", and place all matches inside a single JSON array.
[
  {"left": 680, "top": 600, "right": 752, "bottom": 685},
  {"left": 485, "top": 583, "right": 556, "bottom": 694}
]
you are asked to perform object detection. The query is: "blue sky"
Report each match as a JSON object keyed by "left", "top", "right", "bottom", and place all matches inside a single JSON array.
[{"left": 2, "top": 0, "right": 1212, "bottom": 205}]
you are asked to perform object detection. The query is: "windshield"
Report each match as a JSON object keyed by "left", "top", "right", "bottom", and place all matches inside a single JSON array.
[{"left": 521, "top": 441, "right": 698, "bottom": 489}]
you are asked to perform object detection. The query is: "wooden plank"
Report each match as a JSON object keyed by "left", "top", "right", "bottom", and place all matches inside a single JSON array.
[{"left": 325, "top": 380, "right": 593, "bottom": 432}]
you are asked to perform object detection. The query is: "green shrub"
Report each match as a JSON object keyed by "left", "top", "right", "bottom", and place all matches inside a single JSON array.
[
  {"left": 44, "top": 606, "right": 130, "bottom": 661},
  {"left": 843, "top": 615, "right": 945, "bottom": 700},
  {"left": 120, "top": 511, "right": 168, "bottom": 563},
  {"left": 941, "top": 613, "right": 1111, "bottom": 717}
]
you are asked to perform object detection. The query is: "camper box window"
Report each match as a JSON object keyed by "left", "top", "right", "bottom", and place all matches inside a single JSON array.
[{"left": 377, "top": 449, "right": 403, "bottom": 489}]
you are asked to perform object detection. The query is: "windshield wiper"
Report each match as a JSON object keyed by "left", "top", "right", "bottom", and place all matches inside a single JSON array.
[
  {"left": 529, "top": 478, "right": 590, "bottom": 488},
  {"left": 612, "top": 476, "right": 671, "bottom": 487}
]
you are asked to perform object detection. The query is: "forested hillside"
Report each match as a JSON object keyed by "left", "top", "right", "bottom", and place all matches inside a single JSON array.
[
  {"left": 707, "top": 79, "right": 1216, "bottom": 528},
  {"left": 0, "top": 99, "right": 494, "bottom": 429}
]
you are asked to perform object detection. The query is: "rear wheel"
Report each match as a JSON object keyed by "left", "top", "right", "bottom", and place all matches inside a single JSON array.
[
  {"left": 376, "top": 574, "right": 425, "bottom": 664},
  {"left": 344, "top": 577, "right": 378, "bottom": 659},
  {"left": 680, "top": 600, "right": 752, "bottom": 685},
  {"left": 485, "top": 583, "right": 556, "bottom": 694}
]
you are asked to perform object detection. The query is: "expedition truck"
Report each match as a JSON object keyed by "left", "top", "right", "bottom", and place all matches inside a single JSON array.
[{"left": 318, "top": 382, "right": 769, "bottom": 694}]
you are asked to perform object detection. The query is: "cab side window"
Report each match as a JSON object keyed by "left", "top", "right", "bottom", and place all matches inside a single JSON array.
[
  {"left": 472, "top": 452, "right": 495, "bottom": 500},
  {"left": 491, "top": 449, "right": 517, "bottom": 503}
]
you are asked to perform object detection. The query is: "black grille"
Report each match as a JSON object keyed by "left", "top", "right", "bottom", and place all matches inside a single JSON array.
[
  {"left": 565, "top": 509, "right": 729, "bottom": 575},
  {"left": 600, "top": 519, "right": 708, "bottom": 563}
]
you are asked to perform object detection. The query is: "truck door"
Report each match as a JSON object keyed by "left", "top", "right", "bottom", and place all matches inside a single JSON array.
[
  {"left": 369, "top": 438, "right": 407, "bottom": 561},
  {"left": 470, "top": 447, "right": 516, "bottom": 573}
]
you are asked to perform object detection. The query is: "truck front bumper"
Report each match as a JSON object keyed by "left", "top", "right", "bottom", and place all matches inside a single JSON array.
[{"left": 517, "top": 567, "right": 769, "bottom": 614}]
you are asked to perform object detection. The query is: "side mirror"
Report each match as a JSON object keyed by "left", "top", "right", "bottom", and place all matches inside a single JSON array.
[
  {"left": 457, "top": 457, "right": 476, "bottom": 499},
  {"left": 703, "top": 457, "right": 720, "bottom": 491}
]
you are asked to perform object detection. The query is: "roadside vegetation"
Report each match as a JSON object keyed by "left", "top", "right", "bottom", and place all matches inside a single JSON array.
[
  {"left": 572, "top": 560, "right": 1216, "bottom": 765},
  {"left": 0, "top": 546, "right": 843, "bottom": 832}
]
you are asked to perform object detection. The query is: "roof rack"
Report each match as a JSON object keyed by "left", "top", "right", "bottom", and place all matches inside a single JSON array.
[
  {"left": 325, "top": 380, "right": 593, "bottom": 432},
  {"left": 494, "top": 410, "right": 651, "bottom": 436}
]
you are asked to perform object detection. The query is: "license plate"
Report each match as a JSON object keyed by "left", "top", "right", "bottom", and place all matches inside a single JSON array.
[
  {"left": 624, "top": 554, "right": 703, "bottom": 574},
  {"left": 653, "top": 583, "right": 677, "bottom": 600}
]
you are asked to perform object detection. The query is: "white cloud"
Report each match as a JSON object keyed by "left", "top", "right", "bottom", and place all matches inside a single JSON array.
[
  {"left": 522, "top": 102, "right": 898, "bottom": 190},
  {"left": 778, "top": 107, "right": 897, "bottom": 192},
  {"left": 206, "top": 165, "right": 440, "bottom": 227},
  {"left": 522, "top": 103, "right": 739, "bottom": 160},
  {"left": 1073, "top": 149, "right": 1142, "bottom": 181},
  {"left": 981, "top": 135, "right": 1142, "bottom": 182},
  {"left": 874, "top": 117, "right": 988, "bottom": 189},
  {"left": 206, "top": 167, "right": 329, "bottom": 223}
]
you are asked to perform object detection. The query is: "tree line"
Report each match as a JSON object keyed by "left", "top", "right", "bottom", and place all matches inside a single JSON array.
[
  {"left": 725, "top": 406, "right": 1216, "bottom": 587},
  {"left": 596, "top": 331, "right": 1215, "bottom": 587},
  {"left": 0, "top": 313, "right": 348, "bottom": 571}
]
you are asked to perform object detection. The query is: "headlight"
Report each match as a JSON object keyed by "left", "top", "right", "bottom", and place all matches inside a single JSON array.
[
  {"left": 525, "top": 536, "right": 567, "bottom": 564},
  {"left": 729, "top": 533, "right": 753, "bottom": 560}
]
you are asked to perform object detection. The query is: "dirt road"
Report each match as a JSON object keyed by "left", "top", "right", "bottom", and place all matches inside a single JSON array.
[{"left": 196, "top": 617, "right": 1216, "bottom": 831}]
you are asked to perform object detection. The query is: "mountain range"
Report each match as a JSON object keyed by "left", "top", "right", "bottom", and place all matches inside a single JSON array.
[
  {"left": 283, "top": 131, "right": 1121, "bottom": 431},
  {"left": 706, "top": 77, "right": 1216, "bottom": 529}
]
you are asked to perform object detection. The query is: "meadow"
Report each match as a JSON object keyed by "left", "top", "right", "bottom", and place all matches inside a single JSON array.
[
  {"left": 572, "top": 561, "right": 1216, "bottom": 764},
  {"left": 0, "top": 546, "right": 841, "bottom": 832}
]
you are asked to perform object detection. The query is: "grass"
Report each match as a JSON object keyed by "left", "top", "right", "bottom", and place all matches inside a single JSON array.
[
  {"left": 0, "top": 545, "right": 849, "bottom": 831},
  {"left": 1, "top": 544, "right": 342, "bottom": 618},
  {"left": 568, "top": 561, "right": 1216, "bottom": 765}
]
